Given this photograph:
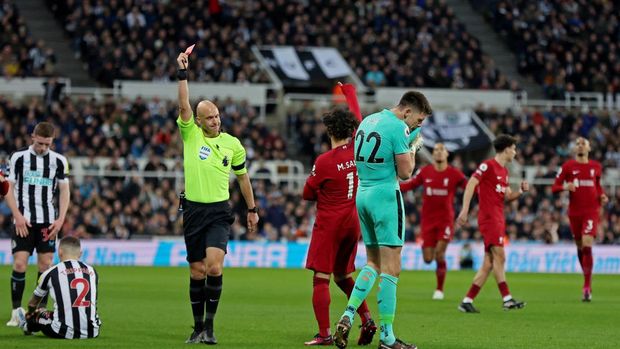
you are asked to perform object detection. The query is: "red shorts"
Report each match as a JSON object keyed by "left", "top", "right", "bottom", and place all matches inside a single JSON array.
[
  {"left": 420, "top": 221, "right": 454, "bottom": 248},
  {"left": 479, "top": 221, "right": 506, "bottom": 252},
  {"left": 305, "top": 221, "right": 359, "bottom": 275},
  {"left": 569, "top": 213, "right": 599, "bottom": 241}
]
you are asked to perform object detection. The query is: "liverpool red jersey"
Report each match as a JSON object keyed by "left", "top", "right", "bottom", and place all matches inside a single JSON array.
[
  {"left": 552, "top": 159, "right": 603, "bottom": 216},
  {"left": 400, "top": 165, "right": 466, "bottom": 222},
  {"left": 0, "top": 170, "right": 8, "bottom": 196},
  {"left": 472, "top": 159, "right": 508, "bottom": 225},
  {"left": 303, "top": 141, "right": 358, "bottom": 223}
]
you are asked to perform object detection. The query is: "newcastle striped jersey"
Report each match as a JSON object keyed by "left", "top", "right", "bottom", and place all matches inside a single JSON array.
[
  {"left": 35, "top": 259, "right": 101, "bottom": 339},
  {"left": 8, "top": 146, "right": 69, "bottom": 224}
]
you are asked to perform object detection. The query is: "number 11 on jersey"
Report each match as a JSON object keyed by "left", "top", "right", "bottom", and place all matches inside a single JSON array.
[{"left": 346, "top": 172, "right": 354, "bottom": 199}]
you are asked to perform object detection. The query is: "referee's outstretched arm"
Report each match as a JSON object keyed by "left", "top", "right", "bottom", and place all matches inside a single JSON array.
[{"left": 177, "top": 52, "right": 192, "bottom": 122}]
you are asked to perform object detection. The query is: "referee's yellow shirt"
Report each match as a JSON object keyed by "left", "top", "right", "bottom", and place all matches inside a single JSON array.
[{"left": 177, "top": 116, "right": 247, "bottom": 203}]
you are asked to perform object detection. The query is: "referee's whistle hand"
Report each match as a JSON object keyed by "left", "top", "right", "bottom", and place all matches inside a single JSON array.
[{"left": 247, "top": 212, "right": 259, "bottom": 234}]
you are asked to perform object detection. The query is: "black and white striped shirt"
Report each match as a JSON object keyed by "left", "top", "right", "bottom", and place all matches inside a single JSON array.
[
  {"left": 8, "top": 146, "right": 69, "bottom": 224},
  {"left": 35, "top": 259, "right": 101, "bottom": 339}
]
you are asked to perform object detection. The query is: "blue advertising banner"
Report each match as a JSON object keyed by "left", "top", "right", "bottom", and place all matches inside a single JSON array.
[{"left": 0, "top": 240, "right": 618, "bottom": 274}]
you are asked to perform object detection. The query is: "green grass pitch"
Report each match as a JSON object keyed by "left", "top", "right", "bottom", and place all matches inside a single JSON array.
[{"left": 0, "top": 266, "right": 618, "bottom": 348}]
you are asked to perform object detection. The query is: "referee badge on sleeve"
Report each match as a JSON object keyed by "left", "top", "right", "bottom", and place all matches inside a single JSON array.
[{"left": 199, "top": 146, "right": 212, "bottom": 160}]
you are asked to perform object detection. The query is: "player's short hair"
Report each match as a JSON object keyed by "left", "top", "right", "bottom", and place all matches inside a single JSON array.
[
  {"left": 59, "top": 236, "right": 81, "bottom": 254},
  {"left": 493, "top": 134, "right": 517, "bottom": 152},
  {"left": 33, "top": 122, "right": 55, "bottom": 138},
  {"left": 398, "top": 91, "right": 432, "bottom": 115},
  {"left": 323, "top": 108, "right": 359, "bottom": 141}
]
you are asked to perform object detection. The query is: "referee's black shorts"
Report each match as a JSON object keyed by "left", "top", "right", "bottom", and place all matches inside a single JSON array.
[{"left": 183, "top": 200, "right": 235, "bottom": 263}]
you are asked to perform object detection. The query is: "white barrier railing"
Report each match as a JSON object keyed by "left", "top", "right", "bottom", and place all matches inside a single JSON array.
[
  {"left": 3, "top": 78, "right": 618, "bottom": 111},
  {"left": 67, "top": 158, "right": 307, "bottom": 192}
]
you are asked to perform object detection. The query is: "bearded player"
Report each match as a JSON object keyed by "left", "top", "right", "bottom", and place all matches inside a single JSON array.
[
  {"left": 552, "top": 137, "right": 607, "bottom": 301},
  {"left": 399, "top": 143, "right": 466, "bottom": 300},
  {"left": 302, "top": 84, "right": 377, "bottom": 346},
  {"left": 456, "top": 135, "right": 527, "bottom": 313}
]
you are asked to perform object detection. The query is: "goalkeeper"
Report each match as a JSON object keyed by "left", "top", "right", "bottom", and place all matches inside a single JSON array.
[{"left": 334, "top": 91, "right": 431, "bottom": 349}]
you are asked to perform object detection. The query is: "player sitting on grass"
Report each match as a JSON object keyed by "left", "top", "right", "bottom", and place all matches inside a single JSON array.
[{"left": 19, "top": 236, "right": 101, "bottom": 339}]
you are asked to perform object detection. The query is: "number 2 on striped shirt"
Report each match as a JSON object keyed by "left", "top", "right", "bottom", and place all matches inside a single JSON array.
[{"left": 70, "top": 278, "right": 91, "bottom": 308}]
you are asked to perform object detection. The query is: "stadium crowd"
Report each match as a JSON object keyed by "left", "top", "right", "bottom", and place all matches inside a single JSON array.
[
  {"left": 478, "top": 0, "right": 620, "bottom": 98},
  {"left": 1, "top": 95, "right": 619, "bottom": 245},
  {"left": 1, "top": 0, "right": 56, "bottom": 78},
  {"left": 0, "top": 94, "right": 285, "bottom": 161},
  {"left": 288, "top": 102, "right": 620, "bottom": 245},
  {"left": 47, "top": 0, "right": 513, "bottom": 90}
]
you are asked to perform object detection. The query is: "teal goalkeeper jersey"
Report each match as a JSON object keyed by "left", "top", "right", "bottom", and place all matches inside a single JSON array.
[{"left": 354, "top": 109, "right": 410, "bottom": 188}]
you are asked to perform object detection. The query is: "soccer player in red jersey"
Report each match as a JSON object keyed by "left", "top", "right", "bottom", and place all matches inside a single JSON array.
[
  {"left": 302, "top": 84, "right": 377, "bottom": 346},
  {"left": 0, "top": 170, "right": 9, "bottom": 197},
  {"left": 551, "top": 137, "right": 607, "bottom": 301},
  {"left": 456, "top": 135, "right": 528, "bottom": 313},
  {"left": 399, "top": 143, "right": 466, "bottom": 300}
]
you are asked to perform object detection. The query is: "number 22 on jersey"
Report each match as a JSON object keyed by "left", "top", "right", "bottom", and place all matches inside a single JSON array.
[{"left": 355, "top": 130, "right": 384, "bottom": 163}]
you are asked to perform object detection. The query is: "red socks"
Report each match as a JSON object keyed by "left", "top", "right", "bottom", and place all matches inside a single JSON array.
[
  {"left": 312, "top": 275, "right": 375, "bottom": 336},
  {"left": 498, "top": 281, "right": 511, "bottom": 298},
  {"left": 335, "top": 277, "right": 372, "bottom": 324},
  {"left": 465, "top": 284, "right": 481, "bottom": 300},
  {"left": 312, "top": 276, "right": 331, "bottom": 337},
  {"left": 582, "top": 247, "right": 593, "bottom": 290},
  {"left": 436, "top": 260, "right": 447, "bottom": 291}
]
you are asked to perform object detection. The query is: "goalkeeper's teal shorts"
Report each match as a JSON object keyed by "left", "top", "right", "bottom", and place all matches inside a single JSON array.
[{"left": 356, "top": 184, "right": 406, "bottom": 247}]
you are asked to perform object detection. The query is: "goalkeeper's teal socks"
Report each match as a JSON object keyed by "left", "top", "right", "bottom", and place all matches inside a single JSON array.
[
  {"left": 378, "top": 273, "right": 398, "bottom": 345},
  {"left": 342, "top": 265, "right": 378, "bottom": 323}
]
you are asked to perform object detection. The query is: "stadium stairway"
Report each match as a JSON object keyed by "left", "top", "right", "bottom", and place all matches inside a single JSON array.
[
  {"left": 445, "top": 0, "right": 544, "bottom": 98},
  {"left": 14, "top": 0, "right": 97, "bottom": 87}
]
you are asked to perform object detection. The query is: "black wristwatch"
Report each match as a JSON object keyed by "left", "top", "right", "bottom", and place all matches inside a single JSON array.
[{"left": 248, "top": 207, "right": 259, "bottom": 214}]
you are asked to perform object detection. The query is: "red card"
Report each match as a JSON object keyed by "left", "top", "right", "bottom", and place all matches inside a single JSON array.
[{"left": 185, "top": 44, "right": 195, "bottom": 55}]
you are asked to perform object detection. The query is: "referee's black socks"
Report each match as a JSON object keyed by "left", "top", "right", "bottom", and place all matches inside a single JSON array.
[
  {"left": 204, "top": 274, "right": 223, "bottom": 330},
  {"left": 11, "top": 271, "right": 26, "bottom": 309},
  {"left": 189, "top": 278, "right": 206, "bottom": 332}
]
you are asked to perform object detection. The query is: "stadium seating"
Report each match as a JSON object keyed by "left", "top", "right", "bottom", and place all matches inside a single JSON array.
[
  {"left": 0, "top": 0, "right": 56, "bottom": 77},
  {"left": 1, "top": 94, "right": 618, "bottom": 244},
  {"left": 47, "top": 0, "right": 513, "bottom": 90},
  {"left": 287, "top": 102, "right": 620, "bottom": 245},
  {"left": 0, "top": 95, "right": 278, "bottom": 161},
  {"left": 478, "top": 0, "right": 620, "bottom": 98}
]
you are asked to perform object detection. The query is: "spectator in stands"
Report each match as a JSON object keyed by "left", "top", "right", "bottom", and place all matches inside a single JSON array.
[
  {"left": 484, "top": 0, "right": 620, "bottom": 98},
  {"left": 0, "top": 1, "right": 55, "bottom": 77},
  {"left": 42, "top": 76, "right": 65, "bottom": 112},
  {"left": 48, "top": 0, "right": 511, "bottom": 89}
]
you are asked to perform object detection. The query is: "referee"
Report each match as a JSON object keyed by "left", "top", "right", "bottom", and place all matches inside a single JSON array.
[
  {"left": 176, "top": 51, "right": 259, "bottom": 344},
  {"left": 4, "top": 122, "right": 70, "bottom": 326}
]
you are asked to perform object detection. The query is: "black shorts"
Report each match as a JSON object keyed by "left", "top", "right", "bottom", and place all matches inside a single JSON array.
[
  {"left": 11, "top": 224, "right": 57, "bottom": 255},
  {"left": 183, "top": 200, "right": 234, "bottom": 263}
]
